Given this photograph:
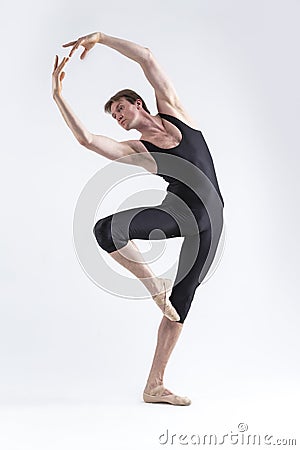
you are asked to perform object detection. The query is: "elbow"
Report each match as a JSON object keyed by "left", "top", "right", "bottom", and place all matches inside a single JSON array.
[
  {"left": 141, "top": 47, "right": 153, "bottom": 65},
  {"left": 78, "top": 133, "right": 93, "bottom": 147},
  {"left": 78, "top": 138, "right": 89, "bottom": 147},
  {"left": 79, "top": 139, "right": 93, "bottom": 149}
]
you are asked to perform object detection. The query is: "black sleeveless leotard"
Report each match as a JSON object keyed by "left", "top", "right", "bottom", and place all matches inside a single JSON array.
[
  {"left": 93, "top": 113, "right": 225, "bottom": 323},
  {"left": 141, "top": 112, "right": 224, "bottom": 209}
]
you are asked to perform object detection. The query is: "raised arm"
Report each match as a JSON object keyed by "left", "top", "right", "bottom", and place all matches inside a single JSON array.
[
  {"left": 52, "top": 55, "right": 93, "bottom": 145},
  {"left": 52, "top": 55, "right": 145, "bottom": 166},
  {"left": 99, "top": 34, "right": 184, "bottom": 112},
  {"left": 63, "top": 32, "right": 195, "bottom": 124}
]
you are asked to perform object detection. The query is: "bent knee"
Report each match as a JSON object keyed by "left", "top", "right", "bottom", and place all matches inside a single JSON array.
[{"left": 93, "top": 216, "right": 117, "bottom": 253}]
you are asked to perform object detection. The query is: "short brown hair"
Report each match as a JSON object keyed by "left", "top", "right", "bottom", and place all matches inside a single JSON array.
[{"left": 104, "top": 89, "right": 150, "bottom": 114}]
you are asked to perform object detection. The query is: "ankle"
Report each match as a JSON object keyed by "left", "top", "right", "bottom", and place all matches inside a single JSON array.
[{"left": 145, "top": 377, "right": 164, "bottom": 391}]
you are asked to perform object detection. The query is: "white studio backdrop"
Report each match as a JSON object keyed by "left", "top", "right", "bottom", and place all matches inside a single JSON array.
[{"left": 1, "top": 0, "right": 299, "bottom": 449}]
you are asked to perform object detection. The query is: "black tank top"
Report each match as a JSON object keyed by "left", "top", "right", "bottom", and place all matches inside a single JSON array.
[{"left": 140, "top": 112, "right": 224, "bottom": 209}]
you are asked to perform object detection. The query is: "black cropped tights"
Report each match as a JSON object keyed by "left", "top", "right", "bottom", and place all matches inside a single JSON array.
[{"left": 93, "top": 200, "right": 223, "bottom": 323}]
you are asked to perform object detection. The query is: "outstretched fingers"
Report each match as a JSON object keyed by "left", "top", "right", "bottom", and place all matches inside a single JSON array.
[
  {"left": 60, "top": 56, "right": 69, "bottom": 67},
  {"left": 62, "top": 40, "right": 76, "bottom": 48},
  {"left": 53, "top": 56, "right": 69, "bottom": 74},
  {"left": 80, "top": 48, "right": 88, "bottom": 60},
  {"left": 63, "top": 39, "right": 82, "bottom": 58},
  {"left": 53, "top": 55, "right": 58, "bottom": 71}
]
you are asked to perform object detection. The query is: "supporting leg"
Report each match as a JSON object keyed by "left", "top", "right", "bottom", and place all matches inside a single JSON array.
[
  {"left": 145, "top": 316, "right": 183, "bottom": 391},
  {"left": 143, "top": 316, "right": 191, "bottom": 405}
]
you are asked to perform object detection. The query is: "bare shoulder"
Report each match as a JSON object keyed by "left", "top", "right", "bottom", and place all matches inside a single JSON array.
[
  {"left": 156, "top": 99, "right": 200, "bottom": 130},
  {"left": 120, "top": 139, "right": 157, "bottom": 173},
  {"left": 123, "top": 139, "right": 149, "bottom": 154}
]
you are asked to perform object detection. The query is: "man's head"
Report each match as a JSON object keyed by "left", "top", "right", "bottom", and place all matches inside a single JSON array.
[{"left": 104, "top": 89, "right": 150, "bottom": 130}]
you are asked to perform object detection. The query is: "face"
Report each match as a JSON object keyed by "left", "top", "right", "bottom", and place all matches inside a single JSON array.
[{"left": 110, "top": 98, "right": 141, "bottom": 130}]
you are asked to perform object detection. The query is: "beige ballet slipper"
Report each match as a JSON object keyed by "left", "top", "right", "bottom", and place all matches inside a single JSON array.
[
  {"left": 143, "top": 385, "right": 191, "bottom": 406},
  {"left": 152, "top": 279, "right": 180, "bottom": 322}
]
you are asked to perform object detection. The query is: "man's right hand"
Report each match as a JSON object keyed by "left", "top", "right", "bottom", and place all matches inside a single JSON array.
[
  {"left": 62, "top": 32, "right": 103, "bottom": 59},
  {"left": 52, "top": 55, "right": 69, "bottom": 98}
]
